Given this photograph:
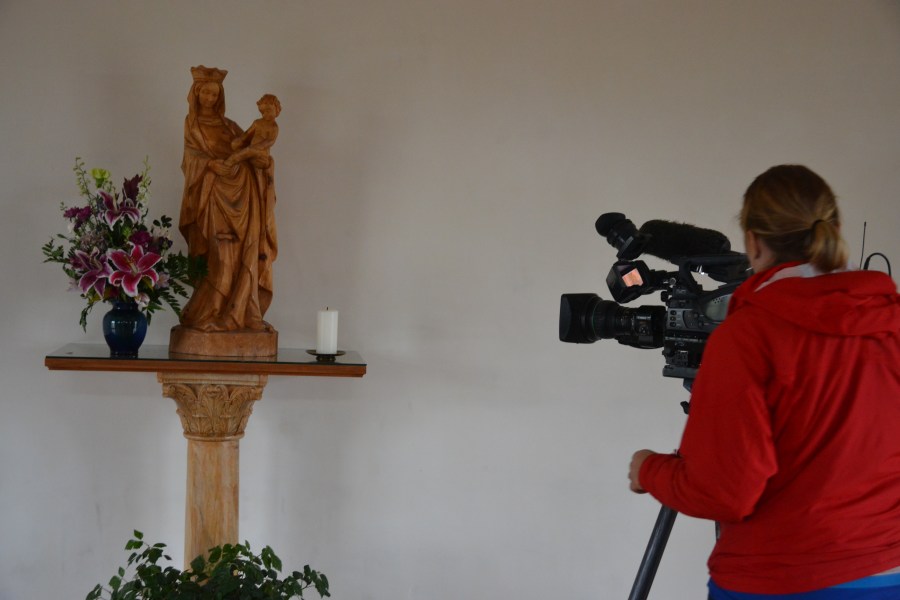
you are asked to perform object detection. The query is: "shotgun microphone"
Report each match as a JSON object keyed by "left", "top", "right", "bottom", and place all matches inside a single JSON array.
[
  {"left": 637, "top": 219, "right": 733, "bottom": 261},
  {"left": 595, "top": 213, "right": 734, "bottom": 261}
]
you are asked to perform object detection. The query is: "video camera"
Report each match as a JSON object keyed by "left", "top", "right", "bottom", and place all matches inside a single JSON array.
[{"left": 559, "top": 213, "right": 751, "bottom": 396}]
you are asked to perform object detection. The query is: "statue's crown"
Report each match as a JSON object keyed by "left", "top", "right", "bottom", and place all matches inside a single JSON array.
[{"left": 190, "top": 65, "right": 228, "bottom": 83}]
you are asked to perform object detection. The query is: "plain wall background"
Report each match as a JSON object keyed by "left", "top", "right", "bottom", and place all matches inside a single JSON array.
[{"left": 1, "top": 1, "right": 898, "bottom": 598}]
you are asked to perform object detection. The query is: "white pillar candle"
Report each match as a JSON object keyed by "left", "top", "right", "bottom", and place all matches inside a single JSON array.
[{"left": 316, "top": 308, "right": 339, "bottom": 354}]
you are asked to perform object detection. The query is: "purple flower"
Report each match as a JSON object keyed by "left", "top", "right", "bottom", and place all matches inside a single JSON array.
[
  {"left": 122, "top": 174, "right": 142, "bottom": 201},
  {"left": 129, "top": 230, "right": 153, "bottom": 249},
  {"left": 71, "top": 248, "right": 112, "bottom": 297},
  {"left": 100, "top": 191, "right": 141, "bottom": 227},
  {"left": 63, "top": 205, "right": 93, "bottom": 230},
  {"left": 108, "top": 245, "right": 161, "bottom": 297},
  {"left": 156, "top": 271, "right": 171, "bottom": 290}
]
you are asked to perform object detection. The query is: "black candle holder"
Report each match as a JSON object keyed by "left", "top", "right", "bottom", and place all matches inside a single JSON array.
[{"left": 306, "top": 349, "right": 346, "bottom": 362}]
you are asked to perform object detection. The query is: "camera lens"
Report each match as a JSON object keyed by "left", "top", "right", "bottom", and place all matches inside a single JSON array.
[{"left": 560, "top": 293, "right": 665, "bottom": 348}]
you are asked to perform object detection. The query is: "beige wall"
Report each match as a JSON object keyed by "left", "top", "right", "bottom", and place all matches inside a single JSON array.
[{"left": 1, "top": 1, "right": 898, "bottom": 598}]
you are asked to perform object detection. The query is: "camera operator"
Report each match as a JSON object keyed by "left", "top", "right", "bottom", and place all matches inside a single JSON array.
[{"left": 627, "top": 165, "right": 900, "bottom": 599}]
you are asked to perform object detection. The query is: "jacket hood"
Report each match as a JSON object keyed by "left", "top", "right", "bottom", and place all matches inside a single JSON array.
[{"left": 728, "top": 263, "right": 899, "bottom": 337}]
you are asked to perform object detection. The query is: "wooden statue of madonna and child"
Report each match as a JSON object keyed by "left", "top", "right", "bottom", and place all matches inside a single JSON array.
[{"left": 169, "top": 65, "right": 282, "bottom": 357}]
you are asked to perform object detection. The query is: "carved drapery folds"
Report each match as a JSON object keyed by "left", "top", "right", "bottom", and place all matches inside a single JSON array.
[{"left": 158, "top": 373, "right": 268, "bottom": 440}]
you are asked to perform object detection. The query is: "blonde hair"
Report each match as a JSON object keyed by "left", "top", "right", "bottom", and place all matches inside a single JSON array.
[{"left": 740, "top": 165, "right": 848, "bottom": 272}]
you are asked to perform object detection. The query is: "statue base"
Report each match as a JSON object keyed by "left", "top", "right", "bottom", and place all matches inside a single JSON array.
[{"left": 169, "top": 325, "right": 278, "bottom": 358}]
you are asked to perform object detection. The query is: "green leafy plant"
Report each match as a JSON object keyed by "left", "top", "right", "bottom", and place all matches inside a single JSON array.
[{"left": 86, "top": 531, "right": 330, "bottom": 600}]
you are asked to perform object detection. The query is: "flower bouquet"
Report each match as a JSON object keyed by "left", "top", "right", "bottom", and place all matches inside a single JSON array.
[{"left": 42, "top": 158, "right": 203, "bottom": 331}]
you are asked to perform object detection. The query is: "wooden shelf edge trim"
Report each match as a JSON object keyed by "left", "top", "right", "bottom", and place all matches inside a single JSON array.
[{"left": 44, "top": 356, "right": 366, "bottom": 377}]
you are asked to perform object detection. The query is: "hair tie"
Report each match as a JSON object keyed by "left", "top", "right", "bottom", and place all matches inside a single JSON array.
[{"left": 810, "top": 219, "right": 827, "bottom": 232}]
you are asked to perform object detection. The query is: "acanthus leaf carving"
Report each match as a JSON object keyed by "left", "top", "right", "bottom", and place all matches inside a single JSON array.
[{"left": 158, "top": 373, "right": 267, "bottom": 441}]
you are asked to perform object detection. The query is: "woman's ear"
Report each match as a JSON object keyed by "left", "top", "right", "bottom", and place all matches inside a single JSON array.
[
  {"left": 745, "top": 230, "right": 761, "bottom": 260},
  {"left": 745, "top": 230, "right": 775, "bottom": 272}
]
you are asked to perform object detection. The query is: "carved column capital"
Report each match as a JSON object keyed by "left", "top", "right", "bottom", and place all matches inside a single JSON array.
[{"left": 158, "top": 372, "right": 268, "bottom": 441}]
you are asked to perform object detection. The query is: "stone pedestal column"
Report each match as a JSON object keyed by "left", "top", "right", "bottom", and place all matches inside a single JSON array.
[{"left": 158, "top": 372, "right": 268, "bottom": 566}]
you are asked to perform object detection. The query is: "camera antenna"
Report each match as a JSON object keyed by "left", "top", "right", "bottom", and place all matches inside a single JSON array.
[
  {"left": 858, "top": 221, "right": 893, "bottom": 276},
  {"left": 859, "top": 221, "right": 867, "bottom": 268}
]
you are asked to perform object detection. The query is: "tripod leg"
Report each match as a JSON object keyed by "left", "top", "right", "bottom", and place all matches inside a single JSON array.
[{"left": 627, "top": 505, "right": 678, "bottom": 600}]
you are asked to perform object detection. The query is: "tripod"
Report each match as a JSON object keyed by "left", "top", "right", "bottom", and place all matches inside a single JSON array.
[
  {"left": 627, "top": 505, "right": 678, "bottom": 600},
  {"left": 627, "top": 395, "right": 695, "bottom": 600}
]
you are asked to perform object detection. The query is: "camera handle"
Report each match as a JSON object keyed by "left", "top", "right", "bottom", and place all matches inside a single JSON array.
[{"left": 627, "top": 505, "right": 678, "bottom": 600}]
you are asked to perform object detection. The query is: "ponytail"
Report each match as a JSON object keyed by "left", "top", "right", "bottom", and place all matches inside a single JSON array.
[{"left": 806, "top": 218, "right": 848, "bottom": 273}]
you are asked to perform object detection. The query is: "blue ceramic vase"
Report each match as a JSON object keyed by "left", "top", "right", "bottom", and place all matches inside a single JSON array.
[{"left": 102, "top": 300, "right": 147, "bottom": 356}]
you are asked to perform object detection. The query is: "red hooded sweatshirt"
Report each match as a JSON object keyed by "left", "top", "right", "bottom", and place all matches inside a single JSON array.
[{"left": 639, "top": 263, "right": 900, "bottom": 594}]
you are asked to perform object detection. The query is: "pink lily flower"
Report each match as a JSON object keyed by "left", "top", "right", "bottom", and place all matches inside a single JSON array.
[
  {"left": 100, "top": 191, "right": 141, "bottom": 227},
  {"left": 71, "top": 248, "right": 112, "bottom": 297},
  {"left": 108, "top": 245, "right": 162, "bottom": 297}
]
